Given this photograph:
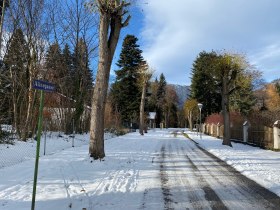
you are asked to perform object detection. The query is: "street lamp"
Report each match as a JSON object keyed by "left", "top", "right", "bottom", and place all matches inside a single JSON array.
[{"left": 197, "top": 103, "right": 203, "bottom": 139}]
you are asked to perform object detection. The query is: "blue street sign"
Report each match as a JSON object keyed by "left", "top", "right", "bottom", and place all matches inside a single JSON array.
[{"left": 32, "top": 80, "right": 55, "bottom": 92}]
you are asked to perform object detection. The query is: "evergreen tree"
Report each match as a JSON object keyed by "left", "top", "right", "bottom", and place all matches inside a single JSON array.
[
  {"left": 190, "top": 51, "right": 222, "bottom": 116},
  {"left": 191, "top": 51, "right": 257, "bottom": 117},
  {"left": 62, "top": 43, "right": 75, "bottom": 98},
  {"left": 155, "top": 73, "right": 167, "bottom": 126},
  {"left": 44, "top": 41, "right": 93, "bottom": 134},
  {"left": 110, "top": 35, "right": 144, "bottom": 125},
  {"left": 157, "top": 73, "right": 167, "bottom": 102},
  {"left": 45, "top": 42, "right": 64, "bottom": 85},
  {"left": 3, "top": 28, "right": 30, "bottom": 137},
  {"left": 45, "top": 42, "right": 70, "bottom": 133},
  {"left": 72, "top": 38, "right": 93, "bottom": 133},
  {"left": 60, "top": 43, "right": 75, "bottom": 134}
]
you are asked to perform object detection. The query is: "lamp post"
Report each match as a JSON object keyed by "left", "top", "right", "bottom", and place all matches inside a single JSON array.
[{"left": 197, "top": 103, "right": 203, "bottom": 139}]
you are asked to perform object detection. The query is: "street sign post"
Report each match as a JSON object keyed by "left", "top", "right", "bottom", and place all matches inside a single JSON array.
[
  {"left": 31, "top": 80, "right": 55, "bottom": 210},
  {"left": 33, "top": 79, "right": 56, "bottom": 92}
]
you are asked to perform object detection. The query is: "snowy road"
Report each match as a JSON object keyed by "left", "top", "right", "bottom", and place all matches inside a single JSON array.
[
  {"left": 152, "top": 137, "right": 280, "bottom": 210},
  {"left": 0, "top": 129, "right": 279, "bottom": 210}
]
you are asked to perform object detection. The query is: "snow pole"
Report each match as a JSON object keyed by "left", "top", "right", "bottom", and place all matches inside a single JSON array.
[{"left": 31, "top": 89, "right": 45, "bottom": 210}]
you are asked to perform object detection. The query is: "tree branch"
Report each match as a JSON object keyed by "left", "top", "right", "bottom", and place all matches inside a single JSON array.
[
  {"left": 228, "top": 85, "right": 241, "bottom": 95},
  {"left": 122, "top": 15, "right": 130, "bottom": 27}
]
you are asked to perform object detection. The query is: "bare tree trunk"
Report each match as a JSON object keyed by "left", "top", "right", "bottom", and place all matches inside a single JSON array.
[
  {"left": 10, "top": 68, "right": 18, "bottom": 133},
  {"left": 188, "top": 111, "right": 193, "bottom": 131},
  {"left": 222, "top": 77, "right": 232, "bottom": 147},
  {"left": 89, "top": 14, "right": 110, "bottom": 159},
  {"left": 0, "top": 0, "right": 6, "bottom": 54},
  {"left": 89, "top": 1, "right": 130, "bottom": 159},
  {"left": 22, "top": 54, "right": 35, "bottom": 140},
  {"left": 139, "top": 82, "right": 147, "bottom": 135}
]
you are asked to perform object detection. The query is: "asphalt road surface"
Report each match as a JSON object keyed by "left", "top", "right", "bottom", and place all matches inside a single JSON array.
[{"left": 150, "top": 137, "right": 280, "bottom": 210}]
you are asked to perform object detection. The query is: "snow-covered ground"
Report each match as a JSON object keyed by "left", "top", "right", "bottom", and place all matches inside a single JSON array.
[
  {"left": 187, "top": 131, "right": 280, "bottom": 197},
  {"left": 0, "top": 129, "right": 279, "bottom": 210},
  {"left": 0, "top": 132, "right": 114, "bottom": 169}
]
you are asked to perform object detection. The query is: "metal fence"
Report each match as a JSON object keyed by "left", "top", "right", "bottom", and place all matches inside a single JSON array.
[
  {"left": 203, "top": 123, "right": 274, "bottom": 149},
  {"left": 231, "top": 124, "right": 243, "bottom": 141},
  {"left": 248, "top": 126, "right": 273, "bottom": 148}
]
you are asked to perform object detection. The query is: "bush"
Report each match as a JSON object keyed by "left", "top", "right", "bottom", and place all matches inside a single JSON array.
[
  {"left": 104, "top": 127, "right": 129, "bottom": 136},
  {"left": 205, "top": 113, "right": 223, "bottom": 124},
  {"left": 205, "top": 112, "right": 245, "bottom": 126},
  {"left": 205, "top": 111, "right": 280, "bottom": 127},
  {"left": 0, "top": 130, "right": 14, "bottom": 145}
]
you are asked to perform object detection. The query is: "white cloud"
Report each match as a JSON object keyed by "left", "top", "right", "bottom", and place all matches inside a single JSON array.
[
  {"left": 140, "top": 0, "right": 280, "bottom": 85},
  {"left": 249, "top": 43, "right": 280, "bottom": 81}
]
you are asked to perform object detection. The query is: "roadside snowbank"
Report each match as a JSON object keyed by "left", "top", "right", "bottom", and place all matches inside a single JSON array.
[{"left": 187, "top": 130, "right": 280, "bottom": 197}]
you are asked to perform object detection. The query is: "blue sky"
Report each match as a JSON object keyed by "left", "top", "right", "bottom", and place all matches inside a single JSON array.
[{"left": 112, "top": 0, "right": 280, "bottom": 86}]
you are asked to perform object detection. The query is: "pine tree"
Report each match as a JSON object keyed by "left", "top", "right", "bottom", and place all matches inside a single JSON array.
[
  {"left": 45, "top": 42, "right": 69, "bottom": 132},
  {"left": 44, "top": 41, "right": 93, "bottom": 133},
  {"left": 110, "top": 35, "right": 143, "bottom": 125},
  {"left": 190, "top": 51, "right": 222, "bottom": 116},
  {"left": 3, "top": 28, "right": 30, "bottom": 138},
  {"left": 164, "top": 85, "right": 178, "bottom": 128},
  {"left": 62, "top": 43, "right": 75, "bottom": 98},
  {"left": 45, "top": 42, "right": 64, "bottom": 85},
  {"left": 155, "top": 73, "right": 167, "bottom": 126},
  {"left": 72, "top": 38, "right": 93, "bottom": 133},
  {"left": 59, "top": 43, "right": 75, "bottom": 134}
]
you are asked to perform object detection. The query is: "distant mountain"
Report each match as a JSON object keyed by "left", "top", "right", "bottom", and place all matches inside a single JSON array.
[{"left": 169, "top": 84, "right": 190, "bottom": 108}]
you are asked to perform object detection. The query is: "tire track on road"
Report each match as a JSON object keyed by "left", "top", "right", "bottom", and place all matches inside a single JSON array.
[
  {"left": 181, "top": 138, "right": 280, "bottom": 209},
  {"left": 170, "top": 142, "right": 206, "bottom": 209},
  {"left": 180, "top": 146, "right": 228, "bottom": 210},
  {"left": 159, "top": 144, "right": 174, "bottom": 210}
]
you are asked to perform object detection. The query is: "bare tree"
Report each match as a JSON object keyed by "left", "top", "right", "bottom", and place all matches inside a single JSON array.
[
  {"left": 184, "top": 98, "right": 199, "bottom": 131},
  {"left": 4, "top": 0, "right": 48, "bottom": 140},
  {"left": 138, "top": 62, "right": 152, "bottom": 135},
  {"left": 0, "top": 0, "right": 9, "bottom": 54},
  {"left": 40, "top": 0, "right": 99, "bottom": 134},
  {"left": 47, "top": 0, "right": 98, "bottom": 60},
  {"left": 88, "top": 0, "right": 130, "bottom": 159},
  {"left": 163, "top": 85, "right": 178, "bottom": 128}
]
